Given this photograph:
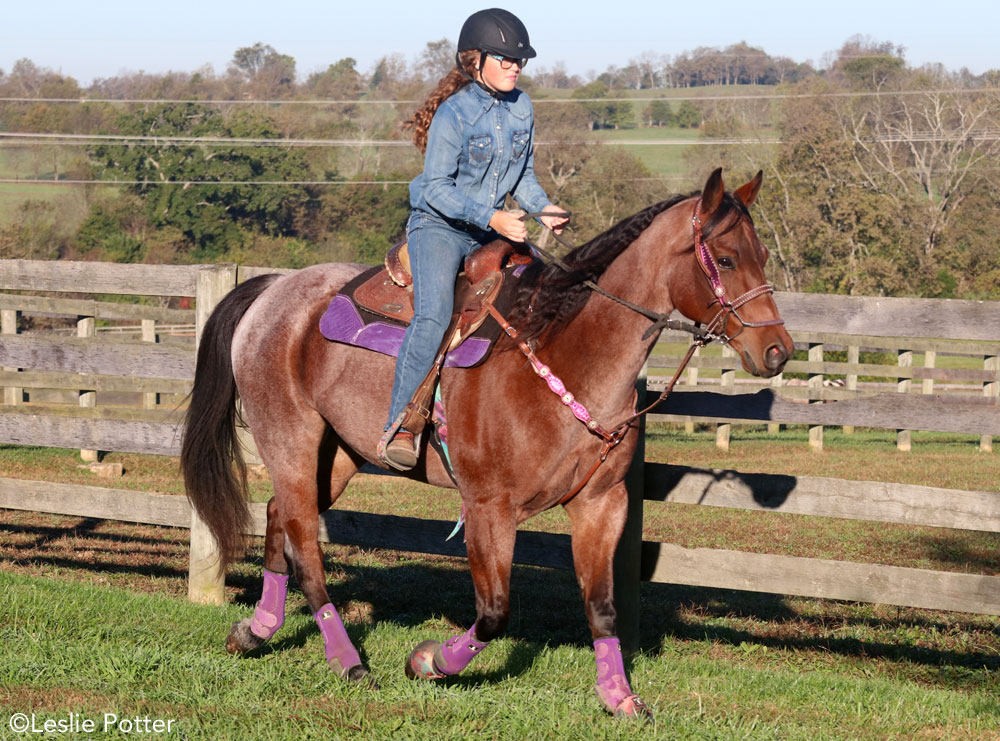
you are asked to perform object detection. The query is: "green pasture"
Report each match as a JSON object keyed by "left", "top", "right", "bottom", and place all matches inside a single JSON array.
[
  {"left": 0, "top": 182, "right": 67, "bottom": 221},
  {"left": 3, "top": 422, "right": 1000, "bottom": 737},
  {"left": 3, "top": 545, "right": 999, "bottom": 739}
]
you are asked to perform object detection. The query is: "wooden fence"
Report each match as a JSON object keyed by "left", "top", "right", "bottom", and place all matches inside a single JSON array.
[{"left": 2, "top": 259, "right": 999, "bottom": 650}]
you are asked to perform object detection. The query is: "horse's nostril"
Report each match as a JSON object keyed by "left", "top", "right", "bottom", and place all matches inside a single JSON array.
[{"left": 765, "top": 343, "right": 787, "bottom": 370}]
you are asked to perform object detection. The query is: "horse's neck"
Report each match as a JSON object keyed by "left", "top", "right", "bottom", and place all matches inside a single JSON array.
[{"left": 543, "top": 210, "right": 686, "bottom": 417}]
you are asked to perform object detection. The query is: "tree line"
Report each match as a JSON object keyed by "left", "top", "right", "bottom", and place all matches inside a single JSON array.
[{"left": 0, "top": 35, "right": 998, "bottom": 299}]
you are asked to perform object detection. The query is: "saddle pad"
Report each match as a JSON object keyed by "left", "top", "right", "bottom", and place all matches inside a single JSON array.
[{"left": 319, "top": 264, "right": 526, "bottom": 368}]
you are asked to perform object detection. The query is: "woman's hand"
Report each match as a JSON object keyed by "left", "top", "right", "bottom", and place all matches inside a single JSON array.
[
  {"left": 489, "top": 210, "right": 528, "bottom": 242},
  {"left": 539, "top": 204, "right": 569, "bottom": 234}
]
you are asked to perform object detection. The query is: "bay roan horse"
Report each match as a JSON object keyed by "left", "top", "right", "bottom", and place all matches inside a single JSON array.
[{"left": 180, "top": 168, "right": 793, "bottom": 720}]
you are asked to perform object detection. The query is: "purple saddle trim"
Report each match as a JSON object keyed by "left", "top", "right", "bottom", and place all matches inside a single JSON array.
[{"left": 319, "top": 294, "right": 491, "bottom": 368}]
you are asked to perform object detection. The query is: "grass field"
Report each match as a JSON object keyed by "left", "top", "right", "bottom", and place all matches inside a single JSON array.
[
  {"left": 4, "top": 566, "right": 999, "bottom": 740},
  {"left": 2, "top": 424, "right": 1000, "bottom": 737}
]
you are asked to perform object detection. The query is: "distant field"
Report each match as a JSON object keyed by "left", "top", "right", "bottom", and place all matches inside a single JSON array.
[
  {"left": 0, "top": 182, "right": 69, "bottom": 221},
  {"left": 593, "top": 126, "right": 703, "bottom": 183},
  {"left": 0, "top": 147, "right": 81, "bottom": 223}
]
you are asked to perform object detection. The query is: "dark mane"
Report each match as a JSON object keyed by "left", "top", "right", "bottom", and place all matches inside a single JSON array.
[{"left": 508, "top": 192, "right": 751, "bottom": 345}]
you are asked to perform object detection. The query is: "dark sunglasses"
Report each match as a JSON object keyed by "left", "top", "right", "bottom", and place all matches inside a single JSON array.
[{"left": 486, "top": 53, "right": 527, "bottom": 70}]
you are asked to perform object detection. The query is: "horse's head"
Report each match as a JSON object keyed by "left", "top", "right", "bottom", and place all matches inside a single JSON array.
[{"left": 672, "top": 168, "right": 793, "bottom": 378}]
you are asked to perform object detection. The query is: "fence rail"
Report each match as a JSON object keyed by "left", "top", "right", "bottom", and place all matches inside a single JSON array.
[{"left": 2, "top": 259, "right": 999, "bottom": 640}]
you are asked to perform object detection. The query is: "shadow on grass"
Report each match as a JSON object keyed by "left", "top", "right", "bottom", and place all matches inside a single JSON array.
[
  {"left": 220, "top": 550, "right": 1000, "bottom": 683},
  {"left": 4, "top": 511, "right": 999, "bottom": 684}
]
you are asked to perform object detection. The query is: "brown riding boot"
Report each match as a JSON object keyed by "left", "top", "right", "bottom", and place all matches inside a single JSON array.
[{"left": 384, "top": 429, "right": 418, "bottom": 471}]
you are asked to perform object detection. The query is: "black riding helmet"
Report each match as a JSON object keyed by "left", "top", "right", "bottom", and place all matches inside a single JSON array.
[{"left": 458, "top": 8, "right": 536, "bottom": 62}]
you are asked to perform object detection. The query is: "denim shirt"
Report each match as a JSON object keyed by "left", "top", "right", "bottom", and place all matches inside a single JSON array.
[{"left": 409, "top": 83, "right": 552, "bottom": 231}]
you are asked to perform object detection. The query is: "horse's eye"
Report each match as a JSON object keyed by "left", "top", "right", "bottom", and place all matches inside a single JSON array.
[{"left": 718, "top": 256, "right": 735, "bottom": 270}]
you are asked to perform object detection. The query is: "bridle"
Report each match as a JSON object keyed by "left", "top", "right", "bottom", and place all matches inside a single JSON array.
[
  {"left": 690, "top": 199, "right": 784, "bottom": 344},
  {"left": 498, "top": 197, "right": 784, "bottom": 506}
]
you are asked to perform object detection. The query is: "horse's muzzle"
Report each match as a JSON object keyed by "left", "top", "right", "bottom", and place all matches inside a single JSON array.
[{"left": 742, "top": 342, "right": 790, "bottom": 378}]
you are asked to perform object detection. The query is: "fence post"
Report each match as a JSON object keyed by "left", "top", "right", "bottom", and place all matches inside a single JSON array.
[
  {"left": 808, "top": 343, "right": 824, "bottom": 451},
  {"left": 843, "top": 344, "right": 859, "bottom": 435},
  {"left": 684, "top": 345, "right": 700, "bottom": 434},
  {"left": 716, "top": 346, "right": 735, "bottom": 451},
  {"left": 614, "top": 362, "right": 646, "bottom": 654},
  {"left": 141, "top": 318, "right": 158, "bottom": 410},
  {"left": 188, "top": 264, "right": 238, "bottom": 606},
  {"left": 922, "top": 350, "right": 936, "bottom": 396},
  {"left": 77, "top": 315, "right": 98, "bottom": 462},
  {"left": 897, "top": 350, "right": 913, "bottom": 452},
  {"left": 768, "top": 371, "right": 783, "bottom": 434},
  {"left": 2, "top": 309, "right": 21, "bottom": 405},
  {"left": 983, "top": 353, "right": 999, "bottom": 453}
]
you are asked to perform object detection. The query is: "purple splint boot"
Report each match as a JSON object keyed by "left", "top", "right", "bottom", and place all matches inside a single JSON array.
[
  {"left": 594, "top": 637, "right": 651, "bottom": 719},
  {"left": 314, "top": 603, "right": 362, "bottom": 678},
  {"left": 250, "top": 569, "right": 289, "bottom": 640}
]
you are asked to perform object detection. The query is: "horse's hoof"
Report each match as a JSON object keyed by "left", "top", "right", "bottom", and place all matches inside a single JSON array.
[
  {"left": 346, "top": 664, "right": 379, "bottom": 689},
  {"left": 226, "top": 619, "right": 266, "bottom": 655},
  {"left": 603, "top": 692, "right": 653, "bottom": 722},
  {"left": 405, "top": 640, "right": 446, "bottom": 680}
]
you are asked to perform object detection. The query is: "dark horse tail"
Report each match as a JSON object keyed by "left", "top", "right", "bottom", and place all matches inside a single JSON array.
[{"left": 180, "top": 273, "right": 280, "bottom": 572}]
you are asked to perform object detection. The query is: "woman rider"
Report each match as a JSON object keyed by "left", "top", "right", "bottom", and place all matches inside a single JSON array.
[{"left": 379, "top": 8, "right": 568, "bottom": 470}]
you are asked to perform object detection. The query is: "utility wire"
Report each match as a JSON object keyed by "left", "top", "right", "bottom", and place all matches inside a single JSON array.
[
  {"left": 4, "top": 130, "right": 999, "bottom": 147},
  {"left": 0, "top": 88, "right": 995, "bottom": 106}
]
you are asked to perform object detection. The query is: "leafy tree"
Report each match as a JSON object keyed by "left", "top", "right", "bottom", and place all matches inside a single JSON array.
[
  {"left": 307, "top": 58, "right": 364, "bottom": 99},
  {"left": 674, "top": 100, "right": 702, "bottom": 128},
  {"left": 569, "top": 81, "right": 632, "bottom": 129},
  {"left": 557, "top": 146, "right": 659, "bottom": 236},
  {"left": 419, "top": 39, "right": 455, "bottom": 81},
  {"left": 310, "top": 180, "right": 409, "bottom": 263},
  {"left": 229, "top": 43, "right": 296, "bottom": 99},
  {"left": 89, "top": 103, "right": 312, "bottom": 258},
  {"left": 642, "top": 100, "right": 673, "bottom": 127}
]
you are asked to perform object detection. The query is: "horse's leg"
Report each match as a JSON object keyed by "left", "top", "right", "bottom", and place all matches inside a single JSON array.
[
  {"left": 565, "top": 481, "right": 651, "bottom": 720},
  {"left": 228, "top": 419, "right": 370, "bottom": 682},
  {"left": 406, "top": 501, "right": 515, "bottom": 680},
  {"left": 282, "top": 436, "right": 373, "bottom": 683},
  {"left": 226, "top": 496, "right": 292, "bottom": 654}
]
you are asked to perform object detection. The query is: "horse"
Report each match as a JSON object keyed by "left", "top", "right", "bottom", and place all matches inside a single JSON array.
[{"left": 180, "top": 168, "right": 794, "bottom": 720}]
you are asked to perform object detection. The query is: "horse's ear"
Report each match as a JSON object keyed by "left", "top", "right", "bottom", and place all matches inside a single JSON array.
[
  {"left": 700, "top": 168, "right": 724, "bottom": 218},
  {"left": 733, "top": 170, "right": 764, "bottom": 207}
]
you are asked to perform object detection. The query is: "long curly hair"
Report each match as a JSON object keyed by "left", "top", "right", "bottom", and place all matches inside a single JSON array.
[{"left": 402, "top": 50, "right": 481, "bottom": 153}]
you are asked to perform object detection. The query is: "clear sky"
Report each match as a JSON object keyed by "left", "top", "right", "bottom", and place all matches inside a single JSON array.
[{"left": 2, "top": 0, "right": 996, "bottom": 86}]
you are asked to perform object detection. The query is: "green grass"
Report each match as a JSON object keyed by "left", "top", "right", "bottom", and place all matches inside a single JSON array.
[
  {"left": 2, "top": 421, "right": 1000, "bottom": 736},
  {"left": 0, "top": 182, "right": 67, "bottom": 221},
  {"left": 3, "top": 562, "right": 1000, "bottom": 739},
  {"left": 593, "top": 126, "right": 703, "bottom": 183}
]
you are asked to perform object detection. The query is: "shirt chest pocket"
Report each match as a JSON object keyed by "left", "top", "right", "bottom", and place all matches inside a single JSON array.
[
  {"left": 511, "top": 129, "right": 530, "bottom": 161},
  {"left": 468, "top": 134, "right": 492, "bottom": 167}
]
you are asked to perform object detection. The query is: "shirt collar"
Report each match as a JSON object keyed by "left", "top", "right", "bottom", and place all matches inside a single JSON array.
[{"left": 468, "top": 81, "right": 513, "bottom": 109}]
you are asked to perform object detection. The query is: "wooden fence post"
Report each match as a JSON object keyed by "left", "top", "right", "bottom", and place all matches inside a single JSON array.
[
  {"left": 188, "top": 264, "right": 238, "bottom": 606},
  {"left": 77, "top": 315, "right": 98, "bottom": 462},
  {"left": 684, "top": 345, "right": 700, "bottom": 434},
  {"left": 983, "top": 353, "right": 999, "bottom": 453},
  {"left": 808, "top": 343, "right": 824, "bottom": 451},
  {"left": 922, "top": 350, "right": 936, "bottom": 397},
  {"left": 614, "top": 362, "right": 646, "bottom": 654},
  {"left": 843, "top": 344, "right": 859, "bottom": 435},
  {"left": 716, "top": 346, "right": 735, "bottom": 451},
  {"left": 897, "top": 350, "right": 913, "bottom": 452},
  {"left": 141, "top": 318, "right": 158, "bottom": 410},
  {"left": 768, "top": 371, "right": 783, "bottom": 434},
  {"left": 2, "top": 309, "right": 21, "bottom": 406}
]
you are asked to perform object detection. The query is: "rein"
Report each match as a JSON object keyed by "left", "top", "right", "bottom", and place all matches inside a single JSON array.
[{"left": 502, "top": 203, "right": 782, "bottom": 506}]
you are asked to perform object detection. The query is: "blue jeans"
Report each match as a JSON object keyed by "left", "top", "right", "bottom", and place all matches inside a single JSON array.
[{"left": 385, "top": 211, "right": 491, "bottom": 429}]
